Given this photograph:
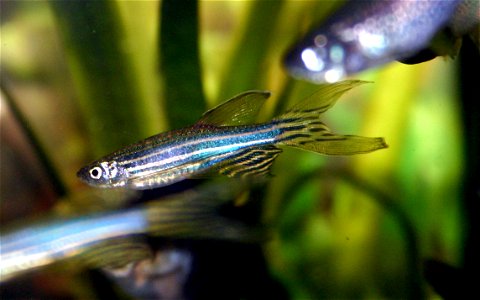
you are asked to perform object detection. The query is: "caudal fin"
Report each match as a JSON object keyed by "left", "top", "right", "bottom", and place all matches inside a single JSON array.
[
  {"left": 273, "top": 80, "right": 388, "bottom": 155},
  {"left": 145, "top": 180, "right": 267, "bottom": 241}
]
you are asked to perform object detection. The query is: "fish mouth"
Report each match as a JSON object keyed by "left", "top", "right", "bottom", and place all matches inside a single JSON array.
[{"left": 76, "top": 166, "right": 91, "bottom": 181}]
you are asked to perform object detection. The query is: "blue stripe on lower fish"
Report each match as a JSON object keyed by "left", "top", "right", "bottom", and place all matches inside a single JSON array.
[
  {"left": 0, "top": 209, "right": 147, "bottom": 282},
  {"left": 0, "top": 181, "right": 262, "bottom": 282},
  {"left": 77, "top": 80, "right": 388, "bottom": 190}
]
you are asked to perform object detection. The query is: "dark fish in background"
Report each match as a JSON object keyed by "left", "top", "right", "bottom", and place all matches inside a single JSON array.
[{"left": 284, "top": 0, "right": 479, "bottom": 83}]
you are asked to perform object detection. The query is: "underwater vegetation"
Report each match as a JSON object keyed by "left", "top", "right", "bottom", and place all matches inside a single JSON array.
[{"left": 1, "top": 0, "right": 478, "bottom": 299}]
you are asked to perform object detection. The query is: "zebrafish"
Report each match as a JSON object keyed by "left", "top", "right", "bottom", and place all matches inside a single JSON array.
[
  {"left": 77, "top": 80, "right": 387, "bottom": 190},
  {"left": 0, "top": 182, "right": 257, "bottom": 283},
  {"left": 284, "top": 0, "right": 479, "bottom": 83}
]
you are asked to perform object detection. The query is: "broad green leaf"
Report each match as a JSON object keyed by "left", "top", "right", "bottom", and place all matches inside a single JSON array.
[
  {"left": 49, "top": 0, "right": 150, "bottom": 155},
  {"left": 159, "top": 0, "right": 206, "bottom": 129}
]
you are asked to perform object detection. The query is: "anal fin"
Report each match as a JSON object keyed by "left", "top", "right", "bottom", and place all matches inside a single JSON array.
[
  {"left": 80, "top": 238, "right": 152, "bottom": 270},
  {"left": 216, "top": 146, "right": 282, "bottom": 178}
]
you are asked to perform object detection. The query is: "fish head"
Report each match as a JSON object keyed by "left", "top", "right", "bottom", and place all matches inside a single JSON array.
[{"left": 77, "top": 160, "right": 128, "bottom": 188}]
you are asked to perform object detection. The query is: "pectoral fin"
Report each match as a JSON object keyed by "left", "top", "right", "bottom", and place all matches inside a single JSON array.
[
  {"left": 126, "top": 166, "right": 198, "bottom": 190},
  {"left": 145, "top": 180, "right": 269, "bottom": 241}
]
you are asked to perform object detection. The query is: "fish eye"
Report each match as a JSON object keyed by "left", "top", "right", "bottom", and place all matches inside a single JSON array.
[{"left": 89, "top": 167, "right": 103, "bottom": 179}]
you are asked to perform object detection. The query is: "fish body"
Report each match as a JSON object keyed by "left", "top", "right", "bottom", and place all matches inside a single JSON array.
[
  {"left": 0, "top": 181, "right": 257, "bottom": 282},
  {"left": 284, "top": 0, "right": 463, "bottom": 83},
  {"left": 77, "top": 80, "right": 387, "bottom": 190},
  {"left": 0, "top": 209, "right": 148, "bottom": 282},
  {"left": 78, "top": 123, "right": 280, "bottom": 189}
]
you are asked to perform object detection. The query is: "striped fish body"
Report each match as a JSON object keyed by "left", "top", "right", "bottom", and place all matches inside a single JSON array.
[
  {"left": 77, "top": 80, "right": 387, "bottom": 190},
  {"left": 78, "top": 124, "right": 281, "bottom": 189}
]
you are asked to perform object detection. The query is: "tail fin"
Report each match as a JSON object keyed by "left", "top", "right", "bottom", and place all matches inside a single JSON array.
[
  {"left": 145, "top": 180, "right": 266, "bottom": 241},
  {"left": 273, "top": 80, "right": 388, "bottom": 155}
]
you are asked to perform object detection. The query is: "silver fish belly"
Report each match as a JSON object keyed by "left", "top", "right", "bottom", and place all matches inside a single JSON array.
[{"left": 0, "top": 209, "right": 148, "bottom": 282}]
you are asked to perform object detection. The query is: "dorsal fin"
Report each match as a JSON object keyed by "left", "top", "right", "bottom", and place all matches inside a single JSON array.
[{"left": 196, "top": 90, "right": 271, "bottom": 126}]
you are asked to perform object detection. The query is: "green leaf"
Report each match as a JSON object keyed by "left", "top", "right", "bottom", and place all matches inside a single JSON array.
[
  {"left": 49, "top": 0, "right": 150, "bottom": 155},
  {"left": 159, "top": 0, "right": 206, "bottom": 129},
  {"left": 218, "top": 0, "right": 285, "bottom": 99}
]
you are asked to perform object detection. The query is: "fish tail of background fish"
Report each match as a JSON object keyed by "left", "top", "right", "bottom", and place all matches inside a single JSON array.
[{"left": 273, "top": 80, "right": 387, "bottom": 155}]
